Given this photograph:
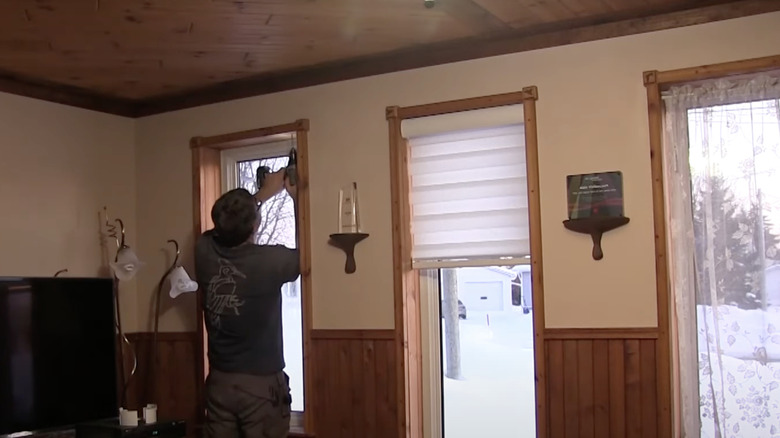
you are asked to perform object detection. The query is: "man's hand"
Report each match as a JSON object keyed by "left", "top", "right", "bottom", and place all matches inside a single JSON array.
[
  {"left": 285, "top": 172, "right": 298, "bottom": 202},
  {"left": 254, "top": 169, "right": 286, "bottom": 203}
]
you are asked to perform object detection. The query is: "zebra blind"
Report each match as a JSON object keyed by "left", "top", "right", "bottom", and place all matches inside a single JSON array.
[{"left": 401, "top": 105, "right": 529, "bottom": 266}]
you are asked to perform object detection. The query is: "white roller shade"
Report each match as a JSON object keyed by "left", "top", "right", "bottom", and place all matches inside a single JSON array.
[
  {"left": 401, "top": 105, "right": 524, "bottom": 139},
  {"left": 402, "top": 106, "right": 529, "bottom": 266}
]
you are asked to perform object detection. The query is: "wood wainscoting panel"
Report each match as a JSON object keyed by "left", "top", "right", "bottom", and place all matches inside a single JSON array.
[
  {"left": 310, "top": 330, "right": 397, "bottom": 438},
  {"left": 121, "top": 329, "right": 664, "bottom": 438},
  {"left": 124, "top": 332, "right": 201, "bottom": 436},
  {"left": 545, "top": 335, "right": 659, "bottom": 438}
]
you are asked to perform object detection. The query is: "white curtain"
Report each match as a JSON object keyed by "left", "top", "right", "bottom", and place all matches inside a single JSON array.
[{"left": 663, "top": 74, "right": 780, "bottom": 437}]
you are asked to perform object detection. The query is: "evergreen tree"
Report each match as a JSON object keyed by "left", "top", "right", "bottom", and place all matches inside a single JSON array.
[{"left": 692, "top": 175, "right": 780, "bottom": 308}]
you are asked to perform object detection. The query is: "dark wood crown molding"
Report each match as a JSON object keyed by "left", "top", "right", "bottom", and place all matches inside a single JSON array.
[
  {"left": 0, "top": 69, "right": 137, "bottom": 117},
  {"left": 0, "top": 0, "right": 776, "bottom": 118}
]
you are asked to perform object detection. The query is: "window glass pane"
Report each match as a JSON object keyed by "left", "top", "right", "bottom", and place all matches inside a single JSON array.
[
  {"left": 235, "top": 156, "right": 303, "bottom": 412},
  {"left": 689, "top": 99, "right": 780, "bottom": 435},
  {"left": 438, "top": 265, "right": 535, "bottom": 438},
  {"left": 237, "top": 156, "right": 296, "bottom": 248}
]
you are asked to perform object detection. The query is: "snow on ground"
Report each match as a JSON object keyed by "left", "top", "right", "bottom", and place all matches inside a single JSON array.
[
  {"left": 282, "top": 289, "right": 304, "bottom": 412},
  {"left": 280, "top": 291, "right": 538, "bottom": 429},
  {"left": 442, "top": 308, "right": 537, "bottom": 438}
]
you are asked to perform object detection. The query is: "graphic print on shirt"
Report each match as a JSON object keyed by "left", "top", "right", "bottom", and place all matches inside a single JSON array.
[{"left": 206, "top": 258, "right": 247, "bottom": 329}]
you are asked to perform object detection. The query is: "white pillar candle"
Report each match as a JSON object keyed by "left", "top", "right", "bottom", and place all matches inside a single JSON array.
[{"left": 143, "top": 404, "right": 157, "bottom": 424}]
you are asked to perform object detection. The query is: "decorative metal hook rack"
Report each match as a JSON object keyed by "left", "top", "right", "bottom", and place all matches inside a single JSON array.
[{"left": 102, "top": 206, "right": 136, "bottom": 406}]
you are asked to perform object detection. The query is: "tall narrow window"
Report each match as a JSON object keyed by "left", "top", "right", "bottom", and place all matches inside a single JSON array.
[
  {"left": 403, "top": 105, "right": 536, "bottom": 438},
  {"left": 662, "top": 73, "right": 780, "bottom": 436},
  {"left": 220, "top": 138, "right": 304, "bottom": 418}
]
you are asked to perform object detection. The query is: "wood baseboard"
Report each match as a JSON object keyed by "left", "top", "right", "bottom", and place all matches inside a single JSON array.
[
  {"left": 125, "top": 331, "right": 199, "bottom": 342},
  {"left": 544, "top": 327, "right": 659, "bottom": 339},
  {"left": 310, "top": 329, "right": 395, "bottom": 340}
]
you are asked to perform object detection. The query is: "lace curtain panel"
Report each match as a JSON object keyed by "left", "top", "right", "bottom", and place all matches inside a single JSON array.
[{"left": 662, "top": 74, "right": 780, "bottom": 437}]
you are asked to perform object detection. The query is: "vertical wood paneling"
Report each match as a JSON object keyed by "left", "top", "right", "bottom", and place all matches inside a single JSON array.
[
  {"left": 337, "top": 340, "right": 351, "bottom": 437},
  {"left": 382, "top": 335, "right": 399, "bottom": 435},
  {"left": 577, "top": 340, "right": 594, "bottom": 438},
  {"left": 592, "top": 340, "right": 610, "bottom": 438},
  {"left": 546, "top": 341, "right": 565, "bottom": 438},
  {"left": 562, "top": 340, "right": 579, "bottom": 437},
  {"left": 310, "top": 331, "right": 397, "bottom": 438},
  {"left": 350, "top": 340, "right": 365, "bottom": 438},
  {"left": 124, "top": 331, "right": 662, "bottom": 438},
  {"left": 640, "top": 340, "right": 658, "bottom": 438},
  {"left": 362, "top": 340, "right": 378, "bottom": 434},
  {"left": 608, "top": 340, "right": 626, "bottom": 438},
  {"left": 545, "top": 335, "right": 658, "bottom": 438},
  {"left": 624, "top": 340, "right": 642, "bottom": 438},
  {"left": 125, "top": 332, "right": 200, "bottom": 437}
]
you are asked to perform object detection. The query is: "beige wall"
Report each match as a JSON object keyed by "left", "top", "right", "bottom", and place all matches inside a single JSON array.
[
  {"left": 135, "top": 12, "right": 780, "bottom": 332},
  {"left": 0, "top": 93, "right": 138, "bottom": 330}
]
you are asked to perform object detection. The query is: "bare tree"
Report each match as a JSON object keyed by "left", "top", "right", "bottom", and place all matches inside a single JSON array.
[
  {"left": 442, "top": 268, "right": 461, "bottom": 379},
  {"left": 255, "top": 192, "right": 295, "bottom": 246},
  {"left": 237, "top": 157, "right": 295, "bottom": 244},
  {"left": 238, "top": 157, "right": 298, "bottom": 297}
]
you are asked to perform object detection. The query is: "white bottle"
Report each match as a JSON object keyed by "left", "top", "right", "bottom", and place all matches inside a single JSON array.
[{"left": 338, "top": 182, "right": 360, "bottom": 234}]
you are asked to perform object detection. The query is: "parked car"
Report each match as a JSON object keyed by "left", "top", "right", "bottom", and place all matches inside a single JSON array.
[{"left": 457, "top": 299, "right": 467, "bottom": 319}]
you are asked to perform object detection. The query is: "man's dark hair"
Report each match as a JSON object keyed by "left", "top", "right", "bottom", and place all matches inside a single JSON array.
[{"left": 211, "top": 188, "right": 258, "bottom": 248}]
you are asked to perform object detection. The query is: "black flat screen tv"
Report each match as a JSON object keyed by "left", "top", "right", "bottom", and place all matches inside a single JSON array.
[{"left": 0, "top": 277, "right": 118, "bottom": 436}]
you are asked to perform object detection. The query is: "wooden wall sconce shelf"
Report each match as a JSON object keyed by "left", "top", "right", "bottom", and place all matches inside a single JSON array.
[
  {"left": 562, "top": 216, "right": 630, "bottom": 260},
  {"left": 328, "top": 232, "right": 369, "bottom": 273}
]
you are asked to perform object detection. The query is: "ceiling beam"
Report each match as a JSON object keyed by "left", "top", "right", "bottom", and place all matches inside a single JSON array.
[
  {"left": 0, "top": 70, "right": 136, "bottom": 117},
  {"left": 435, "top": 0, "right": 512, "bottom": 34},
  {"left": 134, "top": 0, "right": 780, "bottom": 117}
]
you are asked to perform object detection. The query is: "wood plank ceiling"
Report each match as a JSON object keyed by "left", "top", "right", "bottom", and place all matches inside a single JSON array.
[{"left": 0, "top": 0, "right": 776, "bottom": 116}]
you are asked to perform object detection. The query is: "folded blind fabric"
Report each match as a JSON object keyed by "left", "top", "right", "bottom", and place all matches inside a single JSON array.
[
  {"left": 401, "top": 105, "right": 529, "bottom": 265},
  {"left": 401, "top": 105, "right": 524, "bottom": 139}
]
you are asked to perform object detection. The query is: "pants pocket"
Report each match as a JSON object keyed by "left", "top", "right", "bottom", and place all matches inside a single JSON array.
[{"left": 280, "top": 372, "right": 292, "bottom": 418}]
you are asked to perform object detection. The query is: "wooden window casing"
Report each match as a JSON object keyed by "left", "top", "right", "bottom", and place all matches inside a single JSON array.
[
  {"left": 190, "top": 119, "right": 314, "bottom": 434},
  {"left": 386, "top": 88, "right": 546, "bottom": 438},
  {"left": 644, "top": 54, "right": 780, "bottom": 438}
]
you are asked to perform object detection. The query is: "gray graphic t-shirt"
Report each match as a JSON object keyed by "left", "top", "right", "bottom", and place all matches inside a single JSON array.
[{"left": 195, "top": 230, "right": 300, "bottom": 376}]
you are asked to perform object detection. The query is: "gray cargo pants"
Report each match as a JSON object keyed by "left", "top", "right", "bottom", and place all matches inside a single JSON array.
[{"left": 204, "top": 369, "right": 292, "bottom": 438}]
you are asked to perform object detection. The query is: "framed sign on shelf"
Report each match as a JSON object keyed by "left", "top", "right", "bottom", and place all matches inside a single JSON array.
[{"left": 563, "top": 171, "right": 629, "bottom": 260}]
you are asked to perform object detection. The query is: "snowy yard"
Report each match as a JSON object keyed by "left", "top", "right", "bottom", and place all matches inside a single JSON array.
[
  {"left": 442, "top": 308, "right": 537, "bottom": 438},
  {"left": 696, "top": 304, "right": 780, "bottom": 437},
  {"left": 282, "top": 283, "right": 304, "bottom": 412},
  {"left": 279, "top": 281, "right": 539, "bottom": 431}
]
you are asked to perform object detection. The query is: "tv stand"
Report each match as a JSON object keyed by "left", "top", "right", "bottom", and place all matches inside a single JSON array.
[{"left": 75, "top": 419, "right": 186, "bottom": 438}]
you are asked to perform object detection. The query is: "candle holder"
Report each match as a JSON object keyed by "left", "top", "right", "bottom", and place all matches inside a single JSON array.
[
  {"left": 328, "top": 232, "right": 370, "bottom": 274},
  {"left": 330, "top": 182, "right": 369, "bottom": 273}
]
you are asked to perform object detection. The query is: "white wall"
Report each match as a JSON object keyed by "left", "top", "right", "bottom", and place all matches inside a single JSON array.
[
  {"left": 134, "top": 12, "right": 780, "bottom": 331},
  {"left": 0, "top": 93, "right": 138, "bottom": 330}
]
